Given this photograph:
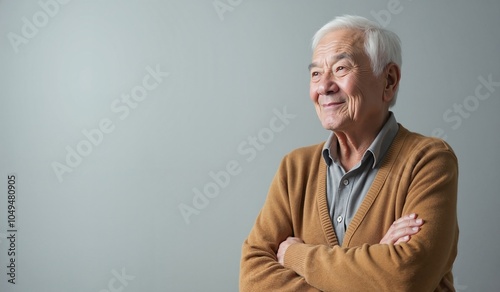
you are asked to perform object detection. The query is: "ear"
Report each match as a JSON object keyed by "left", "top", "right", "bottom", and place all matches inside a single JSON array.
[{"left": 383, "top": 63, "right": 401, "bottom": 103}]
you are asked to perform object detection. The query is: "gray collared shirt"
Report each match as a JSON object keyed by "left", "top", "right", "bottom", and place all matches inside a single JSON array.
[{"left": 322, "top": 112, "right": 399, "bottom": 245}]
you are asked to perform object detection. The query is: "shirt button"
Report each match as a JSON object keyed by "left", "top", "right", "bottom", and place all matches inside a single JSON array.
[
  {"left": 343, "top": 179, "right": 349, "bottom": 186},
  {"left": 337, "top": 215, "right": 343, "bottom": 223}
]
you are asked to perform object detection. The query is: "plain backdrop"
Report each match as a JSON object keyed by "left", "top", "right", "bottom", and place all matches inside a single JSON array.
[{"left": 1, "top": 0, "right": 499, "bottom": 291}]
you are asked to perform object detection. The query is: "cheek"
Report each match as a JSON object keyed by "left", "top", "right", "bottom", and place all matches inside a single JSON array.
[
  {"left": 339, "top": 76, "right": 358, "bottom": 93},
  {"left": 341, "top": 78, "right": 363, "bottom": 104}
]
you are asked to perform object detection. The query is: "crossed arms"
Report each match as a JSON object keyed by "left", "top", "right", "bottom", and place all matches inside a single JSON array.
[
  {"left": 239, "top": 139, "right": 458, "bottom": 292},
  {"left": 276, "top": 213, "right": 423, "bottom": 266}
]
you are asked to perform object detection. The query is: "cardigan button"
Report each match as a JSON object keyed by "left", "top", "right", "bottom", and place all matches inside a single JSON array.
[
  {"left": 336, "top": 215, "right": 343, "bottom": 223},
  {"left": 343, "top": 179, "right": 349, "bottom": 186}
]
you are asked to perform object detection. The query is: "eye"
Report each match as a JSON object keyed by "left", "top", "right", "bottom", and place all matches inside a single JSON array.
[
  {"left": 335, "top": 66, "right": 345, "bottom": 72},
  {"left": 310, "top": 71, "right": 321, "bottom": 81}
]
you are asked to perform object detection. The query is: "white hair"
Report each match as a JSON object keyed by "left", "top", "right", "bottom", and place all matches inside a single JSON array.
[{"left": 312, "top": 15, "right": 402, "bottom": 106}]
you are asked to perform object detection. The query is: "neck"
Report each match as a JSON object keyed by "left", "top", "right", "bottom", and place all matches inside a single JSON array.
[{"left": 334, "top": 112, "right": 390, "bottom": 171}]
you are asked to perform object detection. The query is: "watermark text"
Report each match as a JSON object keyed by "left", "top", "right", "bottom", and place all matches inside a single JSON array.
[
  {"left": 99, "top": 268, "right": 135, "bottom": 292},
  {"left": 7, "top": 0, "right": 72, "bottom": 53},
  {"left": 178, "top": 107, "right": 296, "bottom": 224},
  {"left": 51, "top": 64, "right": 169, "bottom": 183},
  {"left": 432, "top": 74, "right": 499, "bottom": 140},
  {"left": 213, "top": 0, "right": 243, "bottom": 21}
]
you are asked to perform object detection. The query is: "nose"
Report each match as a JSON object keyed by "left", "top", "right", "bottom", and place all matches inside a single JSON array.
[{"left": 317, "top": 73, "right": 339, "bottom": 96}]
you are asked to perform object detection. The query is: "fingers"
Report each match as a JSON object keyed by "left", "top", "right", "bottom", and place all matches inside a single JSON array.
[
  {"left": 392, "top": 213, "right": 423, "bottom": 228},
  {"left": 394, "top": 235, "right": 411, "bottom": 245},
  {"left": 380, "top": 214, "right": 424, "bottom": 245}
]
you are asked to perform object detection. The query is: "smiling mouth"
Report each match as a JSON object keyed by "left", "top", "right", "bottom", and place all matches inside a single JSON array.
[{"left": 323, "top": 101, "right": 345, "bottom": 108}]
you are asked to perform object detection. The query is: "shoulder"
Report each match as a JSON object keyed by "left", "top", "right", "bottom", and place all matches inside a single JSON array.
[
  {"left": 397, "top": 124, "right": 455, "bottom": 154},
  {"left": 394, "top": 124, "right": 458, "bottom": 168}
]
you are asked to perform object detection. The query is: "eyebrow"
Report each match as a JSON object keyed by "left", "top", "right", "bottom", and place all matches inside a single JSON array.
[{"left": 308, "top": 52, "right": 352, "bottom": 71}]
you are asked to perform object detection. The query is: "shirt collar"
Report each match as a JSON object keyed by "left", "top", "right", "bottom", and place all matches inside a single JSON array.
[{"left": 322, "top": 112, "right": 399, "bottom": 169}]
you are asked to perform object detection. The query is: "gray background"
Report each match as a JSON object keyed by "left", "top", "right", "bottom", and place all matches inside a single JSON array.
[{"left": 1, "top": 0, "right": 499, "bottom": 291}]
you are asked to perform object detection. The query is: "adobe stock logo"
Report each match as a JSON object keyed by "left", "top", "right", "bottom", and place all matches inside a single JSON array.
[
  {"left": 51, "top": 64, "right": 169, "bottom": 183},
  {"left": 213, "top": 0, "right": 243, "bottom": 21},
  {"left": 7, "top": 0, "right": 72, "bottom": 53},
  {"left": 98, "top": 268, "right": 135, "bottom": 292},
  {"left": 370, "top": 0, "right": 414, "bottom": 27},
  {"left": 432, "top": 74, "right": 499, "bottom": 140},
  {"left": 178, "top": 106, "right": 296, "bottom": 224}
]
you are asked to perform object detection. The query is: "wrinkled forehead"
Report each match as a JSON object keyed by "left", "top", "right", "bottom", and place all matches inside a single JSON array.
[{"left": 312, "top": 28, "right": 366, "bottom": 60}]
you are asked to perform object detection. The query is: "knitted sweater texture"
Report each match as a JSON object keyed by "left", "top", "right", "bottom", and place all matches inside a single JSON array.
[{"left": 240, "top": 125, "right": 459, "bottom": 292}]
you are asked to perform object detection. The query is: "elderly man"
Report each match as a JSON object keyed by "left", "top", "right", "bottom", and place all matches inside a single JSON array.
[{"left": 240, "top": 15, "right": 458, "bottom": 291}]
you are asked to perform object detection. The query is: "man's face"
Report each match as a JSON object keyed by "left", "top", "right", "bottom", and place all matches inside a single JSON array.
[{"left": 309, "top": 29, "right": 389, "bottom": 133}]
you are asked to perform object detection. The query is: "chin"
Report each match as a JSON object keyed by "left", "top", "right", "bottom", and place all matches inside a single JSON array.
[
  {"left": 321, "top": 119, "right": 339, "bottom": 131},
  {"left": 321, "top": 123, "right": 337, "bottom": 131}
]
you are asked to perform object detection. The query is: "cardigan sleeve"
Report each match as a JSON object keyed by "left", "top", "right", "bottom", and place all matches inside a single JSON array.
[
  {"left": 283, "top": 139, "right": 459, "bottom": 292},
  {"left": 239, "top": 155, "right": 321, "bottom": 292}
]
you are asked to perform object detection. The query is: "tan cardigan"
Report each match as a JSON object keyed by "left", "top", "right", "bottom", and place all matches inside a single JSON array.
[{"left": 240, "top": 125, "right": 459, "bottom": 292}]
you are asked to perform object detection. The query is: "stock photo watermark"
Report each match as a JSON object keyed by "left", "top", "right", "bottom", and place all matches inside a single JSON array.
[
  {"left": 178, "top": 106, "right": 296, "bottom": 224},
  {"left": 371, "top": 0, "right": 414, "bottom": 27},
  {"left": 7, "top": 0, "right": 73, "bottom": 53},
  {"left": 51, "top": 64, "right": 169, "bottom": 183},
  {"left": 213, "top": 0, "right": 243, "bottom": 21},
  {"left": 432, "top": 74, "right": 499, "bottom": 140},
  {"left": 5, "top": 174, "right": 18, "bottom": 285},
  {"left": 99, "top": 268, "right": 135, "bottom": 292}
]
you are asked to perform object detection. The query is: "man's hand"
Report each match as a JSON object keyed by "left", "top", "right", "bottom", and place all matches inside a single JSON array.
[
  {"left": 277, "top": 237, "right": 304, "bottom": 265},
  {"left": 277, "top": 214, "right": 423, "bottom": 266},
  {"left": 380, "top": 213, "right": 423, "bottom": 244}
]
